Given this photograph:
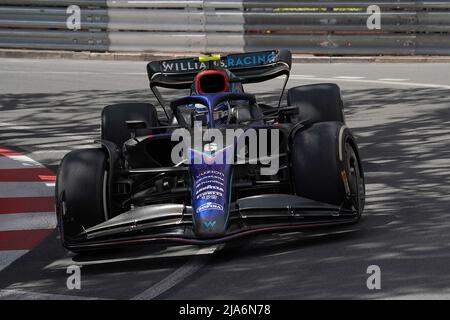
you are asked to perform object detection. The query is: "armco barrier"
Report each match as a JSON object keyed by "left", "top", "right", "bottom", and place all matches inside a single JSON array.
[{"left": 0, "top": 0, "right": 449, "bottom": 54}]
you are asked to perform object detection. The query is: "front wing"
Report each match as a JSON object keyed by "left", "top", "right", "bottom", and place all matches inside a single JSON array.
[{"left": 62, "top": 194, "right": 358, "bottom": 251}]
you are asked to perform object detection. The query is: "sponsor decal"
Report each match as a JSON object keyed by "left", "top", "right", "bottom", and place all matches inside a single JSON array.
[
  {"left": 161, "top": 59, "right": 226, "bottom": 73},
  {"left": 204, "top": 142, "right": 218, "bottom": 154},
  {"left": 161, "top": 51, "right": 278, "bottom": 74},
  {"left": 226, "top": 51, "right": 277, "bottom": 68},
  {"left": 193, "top": 169, "right": 227, "bottom": 215},
  {"left": 203, "top": 220, "right": 217, "bottom": 229},
  {"left": 191, "top": 165, "right": 231, "bottom": 234},
  {"left": 197, "top": 203, "right": 224, "bottom": 213}
]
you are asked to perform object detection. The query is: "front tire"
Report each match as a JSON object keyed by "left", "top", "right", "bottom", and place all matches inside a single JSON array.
[
  {"left": 56, "top": 148, "right": 109, "bottom": 249},
  {"left": 291, "top": 122, "right": 365, "bottom": 216}
]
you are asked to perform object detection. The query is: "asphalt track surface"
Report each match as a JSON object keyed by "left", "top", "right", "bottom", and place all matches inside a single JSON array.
[{"left": 0, "top": 59, "right": 449, "bottom": 299}]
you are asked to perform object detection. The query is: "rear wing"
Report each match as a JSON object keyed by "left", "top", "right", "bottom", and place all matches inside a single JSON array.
[{"left": 147, "top": 49, "right": 292, "bottom": 89}]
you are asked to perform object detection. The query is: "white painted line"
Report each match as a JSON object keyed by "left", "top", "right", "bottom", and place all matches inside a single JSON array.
[
  {"left": 132, "top": 257, "right": 208, "bottom": 300},
  {"left": 0, "top": 289, "right": 104, "bottom": 300},
  {"left": 0, "top": 156, "right": 42, "bottom": 169},
  {"left": 45, "top": 245, "right": 204, "bottom": 269},
  {"left": 334, "top": 76, "right": 365, "bottom": 79},
  {"left": 0, "top": 212, "right": 56, "bottom": 231},
  {"left": 0, "top": 181, "right": 54, "bottom": 198},
  {"left": 378, "top": 78, "right": 409, "bottom": 82},
  {"left": 290, "top": 75, "right": 450, "bottom": 89},
  {"left": 127, "top": 0, "right": 192, "bottom": 4},
  {"left": 132, "top": 245, "right": 221, "bottom": 300},
  {"left": 0, "top": 121, "right": 49, "bottom": 131},
  {"left": 0, "top": 121, "right": 82, "bottom": 131},
  {"left": 0, "top": 250, "right": 28, "bottom": 272},
  {"left": 381, "top": 292, "right": 450, "bottom": 300},
  {"left": 29, "top": 150, "right": 71, "bottom": 154},
  {"left": 292, "top": 74, "right": 316, "bottom": 78},
  {"left": 0, "top": 122, "right": 94, "bottom": 144}
]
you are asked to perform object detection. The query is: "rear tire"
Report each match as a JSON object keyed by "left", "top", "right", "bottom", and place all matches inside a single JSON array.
[
  {"left": 56, "top": 148, "right": 108, "bottom": 248},
  {"left": 291, "top": 122, "right": 364, "bottom": 216},
  {"left": 287, "top": 83, "right": 345, "bottom": 124},
  {"left": 101, "top": 103, "right": 158, "bottom": 147}
]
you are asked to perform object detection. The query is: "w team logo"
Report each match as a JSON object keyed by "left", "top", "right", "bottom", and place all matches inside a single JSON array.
[{"left": 203, "top": 220, "right": 217, "bottom": 229}]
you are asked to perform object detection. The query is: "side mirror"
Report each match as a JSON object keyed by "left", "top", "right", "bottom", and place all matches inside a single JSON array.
[
  {"left": 126, "top": 120, "right": 147, "bottom": 138},
  {"left": 278, "top": 106, "right": 299, "bottom": 123},
  {"left": 279, "top": 106, "right": 299, "bottom": 116}
]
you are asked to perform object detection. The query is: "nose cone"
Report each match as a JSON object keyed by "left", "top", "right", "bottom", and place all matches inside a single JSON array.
[{"left": 189, "top": 148, "right": 233, "bottom": 238}]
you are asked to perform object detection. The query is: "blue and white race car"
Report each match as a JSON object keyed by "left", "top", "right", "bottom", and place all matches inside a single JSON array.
[{"left": 56, "top": 49, "right": 365, "bottom": 253}]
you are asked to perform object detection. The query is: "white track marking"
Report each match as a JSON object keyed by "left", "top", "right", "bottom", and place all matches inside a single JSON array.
[
  {"left": 0, "top": 156, "right": 42, "bottom": 169},
  {"left": 132, "top": 245, "right": 221, "bottom": 300},
  {"left": 378, "top": 78, "right": 409, "bottom": 82},
  {"left": 0, "top": 70, "right": 146, "bottom": 76},
  {"left": 0, "top": 121, "right": 87, "bottom": 131},
  {"left": 0, "top": 121, "right": 50, "bottom": 131},
  {"left": 292, "top": 74, "right": 316, "bottom": 78},
  {"left": 27, "top": 150, "right": 71, "bottom": 154},
  {"left": 127, "top": 0, "right": 193, "bottom": 4},
  {"left": 0, "top": 289, "right": 103, "bottom": 300},
  {"left": 0, "top": 212, "right": 56, "bottom": 232},
  {"left": 290, "top": 75, "right": 450, "bottom": 89},
  {"left": 45, "top": 245, "right": 206, "bottom": 269},
  {"left": 381, "top": 292, "right": 450, "bottom": 300},
  {"left": 0, "top": 122, "right": 94, "bottom": 144},
  {"left": 0, "top": 182, "right": 54, "bottom": 198},
  {"left": 0, "top": 250, "right": 28, "bottom": 272},
  {"left": 334, "top": 76, "right": 365, "bottom": 79}
]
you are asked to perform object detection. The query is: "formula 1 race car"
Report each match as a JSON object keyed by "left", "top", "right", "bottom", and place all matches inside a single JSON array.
[{"left": 56, "top": 49, "right": 365, "bottom": 252}]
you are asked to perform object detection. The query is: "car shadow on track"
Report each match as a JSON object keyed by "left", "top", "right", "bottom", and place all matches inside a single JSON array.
[
  {"left": 0, "top": 229, "right": 212, "bottom": 299},
  {"left": 0, "top": 222, "right": 374, "bottom": 300}
]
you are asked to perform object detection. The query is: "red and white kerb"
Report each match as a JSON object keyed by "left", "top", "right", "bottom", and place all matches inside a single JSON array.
[{"left": 0, "top": 147, "right": 56, "bottom": 272}]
